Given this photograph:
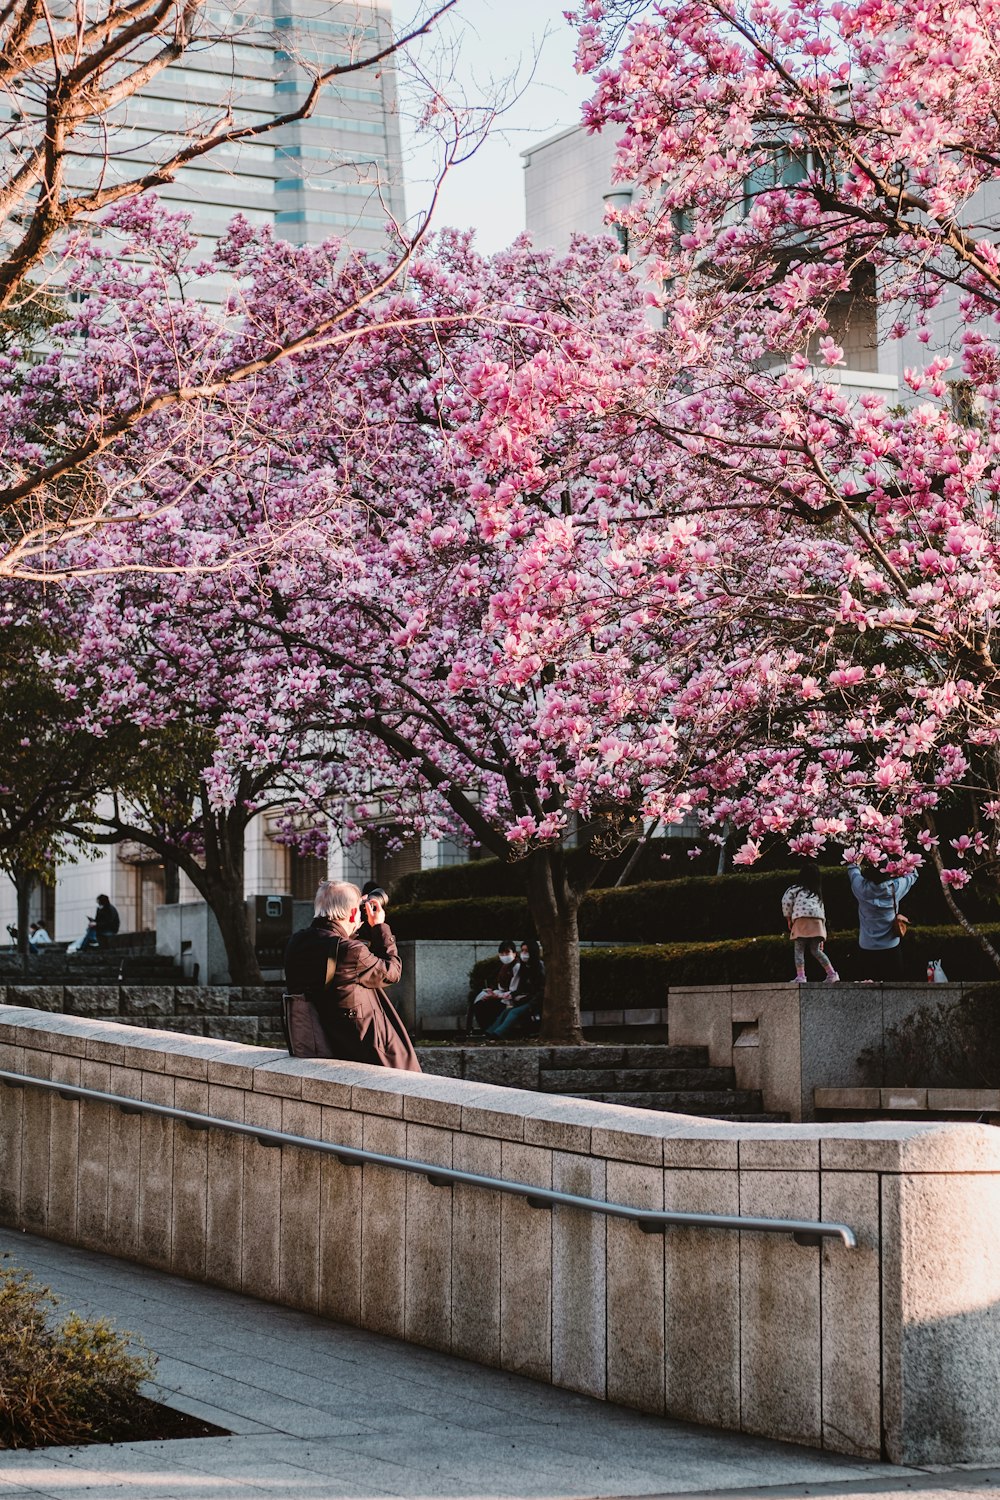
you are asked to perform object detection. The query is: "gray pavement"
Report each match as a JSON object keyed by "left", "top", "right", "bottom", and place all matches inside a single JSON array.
[{"left": 1, "top": 1232, "right": 998, "bottom": 1500}]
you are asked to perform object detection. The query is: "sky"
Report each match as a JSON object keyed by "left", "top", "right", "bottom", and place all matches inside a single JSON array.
[{"left": 397, "top": 0, "right": 594, "bottom": 253}]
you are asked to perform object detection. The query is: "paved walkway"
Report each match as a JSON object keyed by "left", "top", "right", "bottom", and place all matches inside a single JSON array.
[{"left": 1, "top": 1232, "right": 999, "bottom": 1500}]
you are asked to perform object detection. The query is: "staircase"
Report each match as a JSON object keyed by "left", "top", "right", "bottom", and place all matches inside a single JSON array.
[
  {"left": 0, "top": 937, "right": 189, "bottom": 986},
  {"left": 539, "top": 1043, "right": 785, "bottom": 1121}
]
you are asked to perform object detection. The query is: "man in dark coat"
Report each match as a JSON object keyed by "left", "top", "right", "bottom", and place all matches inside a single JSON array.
[
  {"left": 93, "top": 894, "right": 120, "bottom": 949},
  {"left": 283, "top": 879, "right": 420, "bottom": 1071}
]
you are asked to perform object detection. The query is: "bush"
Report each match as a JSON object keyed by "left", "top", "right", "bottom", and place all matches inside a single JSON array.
[
  {"left": 394, "top": 868, "right": 994, "bottom": 947},
  {"left": 465, "top": 924, "right": 1000, "bottom": 1004},
  {"left": 392, "top": 837, "right": 720, "bottom": 904},
  {"left": 0, "top": 1260, "right": 156, "bottom": 1449},
  {"left": 391, "top": 896, "right": 530, "bottom": 942}
]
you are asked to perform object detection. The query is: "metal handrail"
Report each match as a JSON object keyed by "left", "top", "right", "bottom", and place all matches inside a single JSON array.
[{"left": 0, "top": 1068, "right": 857, "bottom": 1248}]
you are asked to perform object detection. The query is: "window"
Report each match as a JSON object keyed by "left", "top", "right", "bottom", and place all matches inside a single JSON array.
[
  {"left": 275, "top": 209, "right": 388, "bottom": 229},
  {"left": 743, "top": 146, "right": 809, "bottom": 215},
  {"left": 289, "top": 849, "right": 327, "bottom": 901}
]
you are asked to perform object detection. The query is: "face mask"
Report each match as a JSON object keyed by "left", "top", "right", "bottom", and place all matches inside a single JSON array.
[
  {"left": 520, "top": 951, "right": 530, "bottom": 962},
  {"left": 499, "top": 952, "right": 515, "bottom": 964}
]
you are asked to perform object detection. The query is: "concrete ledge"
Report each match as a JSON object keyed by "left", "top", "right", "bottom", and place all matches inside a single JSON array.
[
  {"left": 670, "top": 982, "right": 985, "bottom": 1122},
  {"left": 817, "top": 1086, "right": 1000, "bottom": 1116},
  {"left": 2, "top": 1007, "right": 1000, "bottom": 1466}
]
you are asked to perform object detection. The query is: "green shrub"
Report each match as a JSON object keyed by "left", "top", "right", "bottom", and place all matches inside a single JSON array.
[
  {"left": 394, "top": 865, "right": 996, "bottom": 945},
  {"left": 466, "top": 924, "right": 1000, "bottom": 1003},
  {"left": 391, "top": 896, "right": 530, "bottom": 942},
  {"left": 392, "top": 837, "right": 719, "bottom": 904},
  {"left": 0, "top": 1260, "right": 156, "bottom": 1449}
]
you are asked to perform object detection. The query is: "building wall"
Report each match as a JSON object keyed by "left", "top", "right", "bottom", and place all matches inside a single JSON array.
[{"left": 522, "top": 124, "right": 624, "bottom": 254}]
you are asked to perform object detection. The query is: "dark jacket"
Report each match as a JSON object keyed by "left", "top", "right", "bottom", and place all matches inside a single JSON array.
[
  {"left": 283, "top": 917, "right": 420, "bottom": 1071},
  {"left": 94, "top": 901, "right": 120, "bottom": 937}
]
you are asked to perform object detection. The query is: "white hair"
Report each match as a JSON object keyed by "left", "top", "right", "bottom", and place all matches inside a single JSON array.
[{"left": 314, "top": 880, "right": 360, "bottom": 920}]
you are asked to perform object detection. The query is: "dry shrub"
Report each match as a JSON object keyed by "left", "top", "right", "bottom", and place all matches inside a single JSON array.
[{"left": 0, "top": 1259, "right": 155, "bottom": 1449}]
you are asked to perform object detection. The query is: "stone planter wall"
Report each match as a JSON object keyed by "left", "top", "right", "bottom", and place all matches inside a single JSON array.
[
  {"left": 3, "top": 1007, "right": 1000, "bottom": 1467},
  {"left": 1, "top": 983, "right": 285, "bottom": 1048}
]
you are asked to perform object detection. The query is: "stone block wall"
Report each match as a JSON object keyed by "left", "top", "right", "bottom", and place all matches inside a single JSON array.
[
  {"left": 667, "top": 982, "right": 983, "bottom": 1121},
  {"left": 2, "top": 984, "right": 285, "bottom": 1048},
  {"left": 2, "top": 1007, "right": 1000, "bottom": 1466}
]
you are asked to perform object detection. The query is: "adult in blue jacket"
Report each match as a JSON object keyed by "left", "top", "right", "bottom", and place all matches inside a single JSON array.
[{"left": 847, "top": 864, "right": 917, "bottom": 981}]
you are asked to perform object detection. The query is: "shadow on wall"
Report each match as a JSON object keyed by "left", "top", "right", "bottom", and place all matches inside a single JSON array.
[{"left": 858, "top": 983, "right": 1000, "bottom": 1089}]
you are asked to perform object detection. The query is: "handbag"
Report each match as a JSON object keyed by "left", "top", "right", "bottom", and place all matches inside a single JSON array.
[{"left": 891, "top": 889, "right": 909, "bottom": 938}]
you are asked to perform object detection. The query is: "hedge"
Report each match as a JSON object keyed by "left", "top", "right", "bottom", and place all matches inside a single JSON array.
[
  {"left": 465, "top": 923, "right": 1000, "bottom": 999},
  {"left": 390, "top": 865, "right": 993, "bottom": 945},
  {"left": 392, "top": 838, "right": 719, "bottom": 904}
]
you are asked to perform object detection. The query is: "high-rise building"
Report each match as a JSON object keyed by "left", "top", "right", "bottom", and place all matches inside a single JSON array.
[{"left": 99, "top": 0, "right": 406, "bottom": 300}]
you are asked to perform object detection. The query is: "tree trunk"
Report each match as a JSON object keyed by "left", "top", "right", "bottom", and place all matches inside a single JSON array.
[
  {"left": 203, "top": 872, "right": 263, "bottom": 986},
  {"left": 13, "top": 866, "right": 33, "bottom": 975},
  {"left": 525, "top": 846, "right": 584, "bottom": 1045},
  {"left": 924, "top": 816, "right": 1000, "bottom": 973},
  {"left": 191, "top": 802, "right": 262, "bottom": 985}
]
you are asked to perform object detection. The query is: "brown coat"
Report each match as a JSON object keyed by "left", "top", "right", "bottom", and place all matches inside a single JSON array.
[{"left": 283, "top": 917, "right": 420, "bottom": 1071}]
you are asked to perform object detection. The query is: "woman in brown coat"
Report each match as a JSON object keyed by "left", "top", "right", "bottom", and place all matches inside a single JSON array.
[{"left": 283, "top": 879, "right": 421, "bottom": 1071}]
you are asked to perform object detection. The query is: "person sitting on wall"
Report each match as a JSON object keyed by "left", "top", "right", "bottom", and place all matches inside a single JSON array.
[
  {"left": 93, "top": 894, "right": 120, "bottom": 949},
  {"left": 283, "top": 879, "right": 421, "bottom": 1070},
  {"left": 466, "top": 939, "right": 520, "bottom": 1035},
  {"left": 28, "top": 921, "right": 52, "bottom": 955},
  {"left": 485, "top": 939, "right": 545, "bottom": 1039}
]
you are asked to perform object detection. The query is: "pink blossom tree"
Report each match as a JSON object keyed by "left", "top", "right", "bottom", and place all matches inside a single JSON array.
[
  {"left": 200, "top": 229, "right": 770, "bottom": 1039},
  {"left": 567, "top": 0, "right": 1000, "bottom": 961},
  {"left": 0, "top": 0, "right": 484, "bottom": 573},
  {"left": 41, "top": 218, "right": 732, "bottom": 1033}
]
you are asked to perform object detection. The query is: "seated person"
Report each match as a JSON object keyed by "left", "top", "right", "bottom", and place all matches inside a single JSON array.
[
  {"left": 94, "top": 893, "right": 120, "bottom": 949},
  {"left": 485, "top": 939, "right": 544, "bottom": 1039},
  {"left": 466, "top": 940, "right": 519, "bottom": 1033},
  {"left": 28, "top": 922, "right": 52, "bottom": 955},
  {"left": 67, "top": 918, "right": 99, "bottom": 953}
]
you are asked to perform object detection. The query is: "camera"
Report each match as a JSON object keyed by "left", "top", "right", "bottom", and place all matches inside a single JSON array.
[{"left": 360, "top": 887, "right": 388, "bottom": 923}]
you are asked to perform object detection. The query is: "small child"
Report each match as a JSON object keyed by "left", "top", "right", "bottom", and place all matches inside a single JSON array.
[{"left": 781, "top": 861, "right": 839, "bottom": 984}]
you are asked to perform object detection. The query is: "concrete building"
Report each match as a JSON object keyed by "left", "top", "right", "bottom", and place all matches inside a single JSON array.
[
  {"left": 100, "top": 0, "right": 406, "bottom": 303},
  {"left": 522, "top": 120, "right": 915, "bottom": 402}
]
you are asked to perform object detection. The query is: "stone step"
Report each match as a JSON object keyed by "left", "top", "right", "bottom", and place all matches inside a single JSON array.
[
  {"left": 571, "top": 1089, "right": 765, "bottom": 1115},
  {"left": 727, "top": 1113, "right": 790, "bottom": 1123},
  {"left": 545, "top": 1045, "right": 709, "bottom": 1070},
  {"left": 540, "top": 1066, "right": 736, "bottom": 1094}
]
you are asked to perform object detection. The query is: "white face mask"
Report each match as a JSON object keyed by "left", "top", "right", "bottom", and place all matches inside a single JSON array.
[
  {"left": 520, "top": 951, "right": 530, "bottom": 962},
  {"left": 499, "top": 952, "right": 515, "bottom": 964}
]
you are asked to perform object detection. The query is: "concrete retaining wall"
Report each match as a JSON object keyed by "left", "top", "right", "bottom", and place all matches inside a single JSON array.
[
  {"left": 0, "top": 984, "right": 286, "bottom": 1048},
  {"left": 2, "top": 1008, "right": 999, "bottom": 1466},
  {"left": 668, "top": 982, "right": 981, "bottom": 1121}
]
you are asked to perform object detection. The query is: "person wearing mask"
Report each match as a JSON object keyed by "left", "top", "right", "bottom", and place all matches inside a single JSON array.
[
  {"left": 466, "top": 940, "right": 519, "bottom": 1034},
  {"left": 848, "top": 862, "right": 917, "bottom": 982},
  {"left": 781, "top": 861, "right": 839, "bottom": 984},
  {"left": 283, "top": 879, "right": 420, "bottom": 1069},
  {"left": 28, "top": 922, "right": 51, "bottom": 955},
  {"left": 485, "top": 939, "right": 545, "bottom": 1038}
]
